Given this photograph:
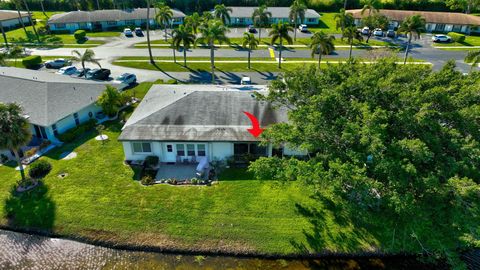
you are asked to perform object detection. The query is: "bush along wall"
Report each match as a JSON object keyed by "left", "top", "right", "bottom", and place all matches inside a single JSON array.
[
  {"left": 448, "top": 32, "right": 466, "bottom": 43},
  {"left": 58, "top": 119, "right": 97, "bottom": 143},
  {"left": 22, "top": 55, "right": 42, "bottom": 69}
]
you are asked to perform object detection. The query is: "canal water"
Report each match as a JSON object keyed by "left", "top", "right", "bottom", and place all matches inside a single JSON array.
[{"left": 0, "top": 229, "right": 445, "bottom": 270}]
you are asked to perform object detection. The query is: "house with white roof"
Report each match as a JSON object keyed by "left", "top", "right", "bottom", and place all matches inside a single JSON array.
[
  {"left": 221, "top": 6, "right": 320, "bottom": 26},
  {"left": 118, "top": 84, "right": 305, "bottom": 164}
]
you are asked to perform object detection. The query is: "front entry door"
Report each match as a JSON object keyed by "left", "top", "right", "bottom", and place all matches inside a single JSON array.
[{"left": 164, "top": 144, "right": 176, "bottom": 162}]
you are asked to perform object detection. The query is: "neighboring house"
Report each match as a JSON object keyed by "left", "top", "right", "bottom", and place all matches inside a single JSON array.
[
  {"left": 347, "top": 9, "right": 480, "bottom": 34},
  {"left": 47, "top": 8, "right": 186, "bottom": 33},
  {"left": 119, "top": 85, "right": 305, "bottom": 163},
  {"left": 0, "top": 10, "right": 30, "bottom": 31},
  {"left": 217, "top": 7, "right": 320, "bottom": 26},
  {"left": 0, "top": 67, "right": 114, "bottom": 159}
]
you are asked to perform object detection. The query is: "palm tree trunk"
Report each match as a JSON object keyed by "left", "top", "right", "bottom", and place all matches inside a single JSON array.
[
  {"left": 344, "top": 0, "right": 348, "bottom": 9},
  {"left": 294, "top": 20, "right": 297, "bottom": 41},
  {"left": 96, "top": 0, "right": 100, "bottom": 10},
  {"left": 0, "top": 22, "right": 8, "bottom": 49},
  {"left": 173, "top": 46, "right": 176, "bottom": 63},
  {"left": 22, "top": 0, "right": 40, "bottom": 43},
  {"left": 146, "top": 0, "right": 154, "bottom": 64},
  {"left": 349, "top": 40, "right": 353, "bottom": 58},
  {"left": 40, "top": 0, "right": 48, "bottom": 19},
  {"left": 16, "top": 8, "right": 29, "bottom": 39},
  {"left": 258, "top": 27, "right": 261, "bottom": 42},
  {"left": 248, "top": 49, "right": 251, "bottom": 69},
  {"left": 82, "top": 61, "right": 87, "bottom": 78},
  {"left": 318, "top": 49, "right": 322, "bottom": 69},
  {"left": 403, "top": 35, "right": 412, "bottom": 64},
  {"left": 12, "top": 149, "right": 26, "bottom": 181},
  {"left": 164, "top": 24, "right": 168, "bottom": 42},
  {"left": 210, "top": 43, "right": 215, "bottom": 83},
  {"left": 278, "top": 38, "right": 282, "bottom": 69},
  {"left": 183, "top": 46, "right": 187, "bottom": 67}
]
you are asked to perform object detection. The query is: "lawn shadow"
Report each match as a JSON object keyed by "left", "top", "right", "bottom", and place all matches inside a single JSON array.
[
  {"left": 217, "top": 69, "right": 242, "bottom": 84},
  {"left": 150, "top": 61, "right": 185, "bottom": 82},
  {"left": 255, "top": 70, "right": 278, "bottom": 81}
]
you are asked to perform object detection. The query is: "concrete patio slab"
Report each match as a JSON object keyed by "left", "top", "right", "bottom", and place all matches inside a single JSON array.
[{"left": 155, "top": 163, "right": 198, "bottom": 180}]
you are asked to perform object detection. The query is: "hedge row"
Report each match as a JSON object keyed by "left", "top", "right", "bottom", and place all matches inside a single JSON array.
[
  {"left": 74, "top": 30, "right": 86, "bottom": 41},
  {"left": 58, "top": 119, "right": 97, "bottom": 143},
  {"left": 448, "top": 32, "right": 466, "bottom": 43},
  {"left": 22, "top": 55, "right": 42, "bottom": 69}
]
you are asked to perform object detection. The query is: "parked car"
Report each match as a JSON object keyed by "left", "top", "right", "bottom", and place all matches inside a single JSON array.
[
  {"left": 74, "top": 68, "right": 91, "bottom": 77},
  {"left": 123, "top": 28, "right": 133, "bottom": 37},
  {"left": 373, "top": 28, "right": 383, "bottom": 37},
  {"left": 361, "top": 26, "right": 370, "bottom": 35},
  {"left": 115, "top": 73, "right": 137, "bottom": 85},
  {"left": 432, "top": 34, "right": 452, "bottom": 43},
  {"left": 247, "top": 25, "right": 256, "bottom": 33},
  {"left": 134, "top": 27, "right": 144, "bottom": 36},
  {"left": 386, "top": 30, "right": 396, "bottom": 38},
  {"left": 56, "top": 65, "right": 77, "bottom": 75},
  {"left": 298, "top": 24, "right": 308, "bottom": 32},
  {"left": 44, "top": 58, "right": 70, "bottom": 69},
  {"left": 241, "top": 76, "right": 251, "bottom": 85},
  {"left": 86, "top": 68, "right": 111, "bottom": 80}
]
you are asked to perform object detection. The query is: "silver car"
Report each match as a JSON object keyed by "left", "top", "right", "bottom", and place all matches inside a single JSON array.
[{"left": 44, "top": 58, "right": 70, "bottom": 69}]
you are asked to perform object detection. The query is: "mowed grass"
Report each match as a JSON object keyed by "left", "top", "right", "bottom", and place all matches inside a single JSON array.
[
  {"left": 433, "top": 35, "right": 480, "bottom": 48},
  {"left": 0, "top": 122, "right": 391, "bottom": 254}
]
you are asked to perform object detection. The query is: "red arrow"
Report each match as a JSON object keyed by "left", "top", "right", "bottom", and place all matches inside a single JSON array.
[{"left": 243, "top": 111, "right": 264, "bottom": 138}]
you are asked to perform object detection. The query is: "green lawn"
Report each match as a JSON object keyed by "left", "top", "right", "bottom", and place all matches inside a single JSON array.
[
  {"left": 433, "top": 35, "right": 480, "bottom": 48},
  {"left": 308, "top": 12, "right": 340, "bottom": 34},
  {"left": 0, "top": 119, "right": 451, "bottom": 255}
]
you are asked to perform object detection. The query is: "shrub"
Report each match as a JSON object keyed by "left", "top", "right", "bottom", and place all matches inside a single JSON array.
[
  {"left": 141, "top": 175, "right": 155, "bottom": 186},
  {"left": 0, "top": 154, "right": 8, "bottom": 163},
  {"left": 84, "top": 119, "right": 97, "bottom": 130},
  {"left": 25, "top": 147, "right": 38, "bottom": 158},
  {"left": 166, "top": 79, "right": 178, "bottom": 84},
  {"left": 74, "top": 30, "right": 87, "bottom": 41},
  {"left": 448, "top": 32, "right": 465, "bottom": 43},
  {"left": 22, "top": 55, "right": 42, "bottom": 69},
  {"left": 166, "top": 178, "right": 177, "bottom": 185},
  {"left": 145, "top": 156, "right": 159, "bottom": 168},
  {"left": 58, "top": 119, "right": 98, "bottom": 142},
  {"left": 28, "top": 160, "right": 52, "bottom": 179},
  {"left": 58, "top": 131, "right": 76, "bottom": 143},
  {"left": 191, "top": 178, "right": 199, "bottom": 185}
]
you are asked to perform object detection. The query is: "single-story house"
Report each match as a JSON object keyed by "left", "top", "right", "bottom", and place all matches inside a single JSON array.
[
  {"left": 119, "top": 85, "right": 305, "bottom": 164},
  {"left": 347, "top": 9, "right": 480, "bottom": 34},
  {"left": 0, "top": 67, "right": 114, "bottom": 159},
  {"left": 47, "top": 8, "right": 186, "bottom": 33},
  {"left": 219, "top": 6, "right": 320, "bottom": 26},
  {"left": 0, "top": 10, "right": 30, "bottom": 31}
]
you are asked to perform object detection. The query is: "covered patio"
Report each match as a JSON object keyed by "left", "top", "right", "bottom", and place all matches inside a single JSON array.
[{"left": 155, "top": 163, "right": 202, "bottom": 181}]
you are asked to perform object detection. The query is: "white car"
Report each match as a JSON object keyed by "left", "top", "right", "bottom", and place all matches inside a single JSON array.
[
  {"left": 56, "top": 65, "right": 77, "bottom": 75},
  {"left": 115, "top": 73, "right": 137, "bottom": 85},
  {"left": 373, "top": 28, "right": 383, "bottom": 37},
  {"left": 432, "top": 34, "right": 452, "bottom": 43},
  {"left": 123, "top": 28, "right": 133, "bottom": 37},
  {"left": 44, "top": 58, "right": 70, "bottom": 69},
  {"left": 361, "top": 26, "right": 370, "bottom": 35},
  {"left": 241, "top": 76, "right": 251, "bottom": 85},
  {"left": 298, "top": 24, "right": 308, "bottom": 32}
]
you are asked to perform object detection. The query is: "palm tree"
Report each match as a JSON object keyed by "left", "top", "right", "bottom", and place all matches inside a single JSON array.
[
  {"left": 289, "top": 0, "right": 307, "bottom": 41},
  {"left": 39, "top": 0, "right": 48, "bottom": 19},
  {"left": 309, "top": 31, "right": 335, "bottom": 69},
  {"left": 71, "top": 49, "right": 101, "bottom": 78},
  {"left": 22, "top": 0, "right": 40, "bottom": 43},
  {"left": 342, "top": 25, "right": 363, "bottom": 58},
  {"left": 13, "top": 0, "right": 28, "bottom": 39},
  {"left": 269, "top": 21, "right": 293, "bottom": 69},
  {"left": 197, "top": 19, "right": 230, "bottom": 83},
  {"left": 334, "top": 8, "right": 354, "bottom": 32},
  {"left": 398, "top": 15, "right": 425, "bottom": 64},
  {"left": 155, "top": 2, "right": 173, "bottom": 42},
  {"left": 214, "top": 4, "right": 232, "bottom": 25},
  {"left": 242, "top": 32, "right": 259, "bottom": 69},
  {"left": 465, "top": 50, "right": 480, "bottom": 71},
  {"left": 0, "top": 103, "right": 32, "bottom": 182},
  {"left": 361, "top": 0, "right": 380, "bottom": 15},
  {"left": 0, "top": 53, "right": 6, "bottom": 66},
  {"left": 172, "top": 24, "right": 196, "bottom": 67},
  {"left": 146, "top": 0, "right": 154, "bottom": 64},
  {"left": 344, "top": 0, "right": 348, "bottom": 9},
  {"left": 184, "top": 12, "right": 202, "bottom": 34},
  {"left": 252, "top": 5, "right": 272, "bottom": 42},
  {"left": 0, "top": 21, "right": 8, "bottom": 49}
]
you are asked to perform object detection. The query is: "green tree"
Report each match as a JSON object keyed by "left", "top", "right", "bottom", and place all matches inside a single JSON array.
[
  {"left": 96, "top": 85, "right": 126, "bottom": 117},
  {"left": 289, "top": 0, "right": 307, "bottom": 41},
  {"left": 398, "top": 15, "right": 425, "bottom": 64},
  {"left": 0, "top": 53, "right": 6, "bottom": 66},
  {"left": 446, "top": 0, "right": 480, "bottom": 13},
  {"left": 145, "top": 0, "right": 154, "bottom": 64},
  {"left": 0, "top": 103, "right": 32, "bottom": 182},
  {"left": 242, "top": 32, "right": 259, "bottom": 69},
  {"left": 172, "top": 24, "right": 196, "bottom": 67},
  {"left": 334, "top": 8, "right": 354, "bottom": 32},
  {"left": 465, "top": 50, "right": 480, "bottom": 71},
  {"left": 309, "top": 31, "right": 335, "bottom": 69},
  {"left": 71, "top": 49, "right": 101, "bottom": 78},
  {"left": 213, "top": 4, "right": 232, "bottom": 25},
  {"left": 269, "top": 21, "right": 293, "bottom": 69},
  {"left": 361, "top": 0, "right": 380, "bottom": 15},
  {"left": 252, "top": 5, "right": 272, "bottom": 42},
  {"left": 155, "top": 2, "right": 173, "bottom": 42},
  {"left": 184, "top": 12, "right": 202, "bottom": 34},
  {"left": 197, "top": 19, "right": 230, "bottom": 83},
  {"left": 342, "top": 25, "right": 363, "bottom": 58},
  {"left": 361, "top": 13, "right": 389, "bottom": 43}
]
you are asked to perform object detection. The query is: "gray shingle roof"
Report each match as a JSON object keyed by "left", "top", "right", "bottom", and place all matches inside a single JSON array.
[
  {"left": 226, "top": 6, "right": 320, "bottom": 19},
  {"left": 0, "top": 67, "right": 110, "bottom": 127},
  {"left": 0, "top": 10, "right": 29, "bottom": 22},
  {"left": 48, "top": 8, "right": 185, "bottom": 24},
  {"left": 119, "top": 85, "right": 288, "bottom": 142}
]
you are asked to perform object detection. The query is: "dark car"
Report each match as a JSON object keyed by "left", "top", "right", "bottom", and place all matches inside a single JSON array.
[
  {"left": 86, "top": 68, "right": 111, "bottom": 80},
  {"left": 386, "top": 30, "right": 396, "bottom": 38},
  {"left": 134, "top": 27, "right": 144, "bottom": 36},
  {"left": 74, "top": 68, "right": 91, "bottom": 77}
]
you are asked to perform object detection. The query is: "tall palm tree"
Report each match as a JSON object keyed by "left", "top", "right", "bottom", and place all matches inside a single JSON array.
[
  {"left": 465, "top": 50, "right": 480, "bottom": 71},
  {"left": 398, "top": 15, "right": 425, "bottom": 64},
  {"left": 0, "top": 21, "right": 8, "bottom": 49},
  {"left": 342, "top": 25, "right": 363, "bottom": 58},
  {"left": 344, "top": 0, "right": 348, "bottom": 9},
  {"left": 13, "top": 0, "right": 28, "bottom": 39},
  {"left": 242, "top": 32, "right": 259, "bottom": 69},
  {"left": 172, "top": 24, "right": 196, "bottom": 67},
  {"left": 39, "top": 0, "right": 48, "bottom": 19},
  {"left": 252, "top": 5, "right": 272, "bottom": 42},
  {"left": 334, "top": 8, "right": 354, "bottom": 32},
  {"left": 214, "top": 4, "right": 232, "bottom": 25},
  {"left": 289, "top": 0, "right": 307, "bottom": 41},
  {"left": 184, "top": 12, "right": 202, "bottom": 34},
  {"left": 309, "top": 31, "right": 335, "bottom": 69},
  {"left": 269, "top": 22, "right": 293, "bottom": 69},
  {"left": 96, "top": 0, "right": 100, "bottom": 10},
  {"left": 146, "top": 0, "right": 154, "bottom": 64},
  {"left": 361, "top": 0, "right": 380, "bottom": 15},
  {"left": 155, "top": 2, "right": 173, "bottom": 42},
  {"left": 71, "top": 49, "right": 101, "bottom": 78},
  {"left": 21, "top": 0, "right": 40, "bottom": 43},
  {"left": 197, "top": 19, "right": 230, "bottom": 83},
  {"left": 0, "top": 103, "right": 32, "bottom": 182}
]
